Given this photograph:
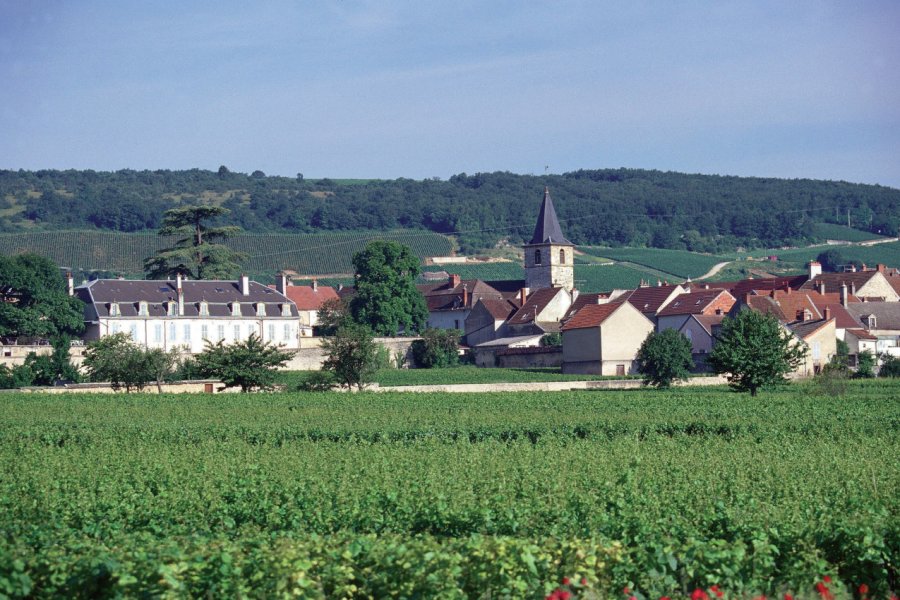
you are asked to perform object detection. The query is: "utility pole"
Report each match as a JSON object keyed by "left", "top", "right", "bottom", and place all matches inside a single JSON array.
[{"left": 847, "top": 208, "right": 851, "bottom": 228}]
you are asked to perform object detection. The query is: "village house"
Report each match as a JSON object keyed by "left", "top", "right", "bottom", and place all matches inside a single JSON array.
[
  {"left": 74, "top": 274, "right": 300, "bottom": 353},
  {"left": 560, "top": 301, "right": 655, "bottom": 375},
  {"left": 417, "top": 274, "right": 506, "bottom": 332},
  {"left": 845, "top": 301, "right": 900, "bottom": 358},
  {"left": 271, "top": 274, "right": 338, "bottom": 335},
  {"left": 464, "top": 298, "right": 520, "bottom": 347}
]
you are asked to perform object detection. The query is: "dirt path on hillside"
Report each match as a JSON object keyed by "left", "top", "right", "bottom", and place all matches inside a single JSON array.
[{"left": 696, "top": 261, "right": 731, "bottom": 280}]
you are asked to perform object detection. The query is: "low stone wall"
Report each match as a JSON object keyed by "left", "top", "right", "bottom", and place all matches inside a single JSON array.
[
  {"left": 17, "top": 380, "right": 222, "bottom": 394},
  {"left": 496, "top": 347, "right": 562, "bottom": 369},
  {"left": 0, "top": 344, "right": 87, "bottom": 367},
  {"left": 367, "top": 375, "right": 729, "bottom": 393}
]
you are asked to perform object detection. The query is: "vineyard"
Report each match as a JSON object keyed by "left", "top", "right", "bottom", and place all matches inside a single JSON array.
[
  {"left": 810, "top": 222, "right": 890, "bottom": 243},
  {"left": 423, "top": 262, "right": 663, "bottom": 292},
  {"left": 1, "top": 383, "right": 897, "bottom": 598},
  {"left": 0, "top": 230, "right": 453, "bottom": 278},
  {"left": 579, "top": 247, "right": 724, "bottom": 280}
]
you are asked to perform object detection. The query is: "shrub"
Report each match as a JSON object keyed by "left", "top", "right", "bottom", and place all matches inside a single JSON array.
[
  {"left": 636, "top": 328, "right": 694, "bottom": 388},
  {"left": 411, "top": 329, "right": 461, "bottom": 368}
]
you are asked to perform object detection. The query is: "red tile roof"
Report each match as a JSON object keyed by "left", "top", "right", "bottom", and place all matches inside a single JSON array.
[
  {"left": 564, "top": 292, "right": 610, "bottom": 320},
  {"left": 279, "top": 284, "right": 339, "bottom": 311},
  {"left": 561, "top": 301, "right": 626, "bottom": 331},
  {"left": 477, "top": 298, "right": 520, "bottom": 320},
  {"left": 621, "top": 285, "right": 682, "bottom": 314},
  {"left": 657, "top": 290, "right": 734, "bottom": 317}
]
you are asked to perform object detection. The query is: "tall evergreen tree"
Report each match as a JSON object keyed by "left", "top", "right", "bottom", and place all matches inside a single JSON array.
[{"left": 144, "top": 204, "right": 245, "bottom": 280}]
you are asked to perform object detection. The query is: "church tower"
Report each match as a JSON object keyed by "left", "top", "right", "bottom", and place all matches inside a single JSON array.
[{"left": 524, "top": 187, "right": 574, "bottom": 291}]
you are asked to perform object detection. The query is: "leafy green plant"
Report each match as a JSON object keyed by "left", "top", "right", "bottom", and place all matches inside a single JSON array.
[
  {"left": 195, "top": 334, "right": 295, "bottom": 392},
  {"left": 636, "top": 328, "right": 694, "bottom": 388}
]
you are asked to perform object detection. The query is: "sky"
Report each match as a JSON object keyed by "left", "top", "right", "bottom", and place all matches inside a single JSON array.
[{"left": 1, "top": 1, "right": 898, "bottom": 187}]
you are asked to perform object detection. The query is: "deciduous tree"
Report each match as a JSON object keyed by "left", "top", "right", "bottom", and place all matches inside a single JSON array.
[
  {"left": 82, "top": 333, "right": 162, "bottom": 392},
  {"left": 320, "top": 323, "right": 379, "bottom": 390},
  {"left": 708, "top": 310, "right": 807, "bottom": 396},
  {"left": 0, "top": 254, "right": 84, "bottom": 339},
  {"left": 350, "top": 240, "right": 428, "bottom": 336},
  {"left": 195, "top": 334, "right": 295, "bottom": 392},
  {"left": 636, "top": 328, "right": 694, "bottom": 388}
]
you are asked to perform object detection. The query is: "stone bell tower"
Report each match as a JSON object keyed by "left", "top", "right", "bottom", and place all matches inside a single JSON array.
[{"left": 524, "top": 187, "right": 574, "bottom": 291}]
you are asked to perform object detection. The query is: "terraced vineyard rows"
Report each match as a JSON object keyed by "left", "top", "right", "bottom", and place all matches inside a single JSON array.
[
  {"left": 1, "top": 383, "right": 897, "bottom": 597},
  {"left": 0, "top": 230, "right": 452, "bottom": 277}
]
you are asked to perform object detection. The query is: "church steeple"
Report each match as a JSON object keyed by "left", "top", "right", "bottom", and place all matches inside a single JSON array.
[
  {"left": 524, "top": 187, "right": 574, "bottom": 291},
  {"left": 529, "top": 187, "right": 573, "bottom": 245}
]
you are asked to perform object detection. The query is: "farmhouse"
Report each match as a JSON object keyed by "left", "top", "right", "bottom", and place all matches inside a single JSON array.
[
  {"left": 75, "top": 274, "right": 300, "bottom": 353},
  {"left": 561, "top": 301, "right": 654, "bottom": 375}
]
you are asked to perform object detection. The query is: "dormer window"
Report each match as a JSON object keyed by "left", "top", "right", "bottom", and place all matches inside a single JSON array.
[
  {"left": 280, "top": 303, "right": 291, "bottom": 317},
  {"left": 867, "top": 315, "right": 877, "bottom": 329},
  {"left": 535, "top": 249, "right": 542, "bottom": 265},
  {"left": 256, "top": 303, "right": 266, "bottom": 317},
  {"left": 166, "top": 301, "right": 177, "bottom": 317},
  {"left": 199, "top": 301, "right": 209, "bottom": 316},
  {"left": 231, "top": 302, "right": 242, "bottom": 317},
  {"left": 138, "top": 301, "right": 149, "bottom": 316},
  {"left": 108, "top": 302, "right": 120, "bottom": 317}
]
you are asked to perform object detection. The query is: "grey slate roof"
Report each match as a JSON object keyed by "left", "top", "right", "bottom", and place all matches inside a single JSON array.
[
  {"left": 527, "top": 187, "right": 573, "bottom": 246},
  {"left": 846, "top": 301, "right": 900, "bottom": 330},
  {"left": 75, "top": 279, "right": 298, "bottom": 318}
]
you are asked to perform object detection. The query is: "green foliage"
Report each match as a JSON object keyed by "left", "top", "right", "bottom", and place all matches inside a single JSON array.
[
  {"left": 855, "top": 350, "right": 876, "bottom": 378},
  {"left": 0, "top": 363, "right": 36, "bottom": 389},
  {"left": 295, "top": 370, "right": 336, "bottom": 392},
  {"left": 879, "top": 355, "right": 900, "bottom": 378},
  {"left": 0, "top": 253, "right": 84, "bottom": 339},
  {"left": 636, "top": 328, "right": 695, "bottom": 388},
  {"left": 82, "top": 333, "right": 167, "bottom": 392},
  {"left": 22, "top": 336, "right": 81, "bottom": 386},
  {"left": 411, "top": 328, "right": 461, "bottom": 368},
  {"left": 350, "top": 240, "right": 428, "bottom": 336},
  {"left": 708, "top": 310, "right": 808, "bottom": 396},
  {"left": 144, "top": 204, "right": 245, "bottom": 280},
  {"left": 315, "top": 297, "right": 350, "bottom": 336},
  {"left": 320, "top": 323, "right": 379, "bottom": 390},
  {"left": 540, "top": 332, "right": 563, "bottom": 347},
  {"left": 195, "top": 334, "right": 295, "bottom": 392},
  {"left": 0, "top": 384, "right": 897, "bottom": 596}
]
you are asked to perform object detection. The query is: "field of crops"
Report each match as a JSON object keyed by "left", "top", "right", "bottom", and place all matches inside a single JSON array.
[
  {"left": 0, "top": 229, "right": 453, "bottom": 277},
  {"left": 811, "top": 222, "right": 889, "bottom": 243},
  {"left": 579, "top": 247, "right": 724, "bottom": 280},
  {"left": 2, "top": 383, "right": 897, "bottom": 598},
  {"left": 756, "top": 241, "right": 900, "bottom": 268}
]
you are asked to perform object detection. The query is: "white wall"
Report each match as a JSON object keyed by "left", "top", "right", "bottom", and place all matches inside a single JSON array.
[{"left": 95, "top": 316, "right": 300, "bottom": 352}]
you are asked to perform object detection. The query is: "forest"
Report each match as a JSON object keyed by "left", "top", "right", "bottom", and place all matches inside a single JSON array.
[{"left": 1, "top": 167, "right": 898, "bottom": 253}]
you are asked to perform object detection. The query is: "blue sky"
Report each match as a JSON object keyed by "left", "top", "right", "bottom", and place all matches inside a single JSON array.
[{"left": 2, "top": 1, "right": 898, "bottom": 187}]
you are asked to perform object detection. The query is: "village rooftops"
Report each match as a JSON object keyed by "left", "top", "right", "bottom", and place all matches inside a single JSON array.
[
  {"left": 274, "top": 282, "right": 339, "bottom": 311},
  {"left": 561, "top": 301, "right": 626, "bottom": 331},
  {"left": 846, "top": 302, "right": 900, "bottom": 330},
  {"left": 656, "top": 289, "right": 735, "bottom": 317},
  {"left": 621, "top": 284, "right": 684, "bottom": 315},
  {"left": 506, "top": 287, "right": 566, "bottom": 326}
]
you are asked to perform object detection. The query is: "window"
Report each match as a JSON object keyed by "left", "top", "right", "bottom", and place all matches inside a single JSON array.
[
  {"left": 256, "top": 303, "right": 266, "bottom": 317},
  {"left": 534, "top": 249, "right": 542, "bottom": 265},
  {"left": 130, "top": 324, "right": 138, "bottom": 341},
  {"left": 560, "top": 249, "right": 565, "bottom": 264},
  {"left": 154, "top": 324, "right": 163, "bottom": 343},
  {"left": 234, "top": 325, "right": 241, "bottom": 341},
  {"left": 201, "top": 325, "right": 209, "bottom": 341},
  {"left": 183, "top": 324, "right": 191, "bottom": 342},
  {"left": 283, "top": 323, "right": 291, "bottom": 341},
  {"left": 867, "top": 315, "right": 877, "bottom": 329},
  {"left": 217, "top": 325, "right": 225, "bottom": 341},
  {"left": 812, "top": 341, "right": 821, "bottom": 360},
  {"left": 109, "top": 303, "right": 120, "bottom": 316},
  {"left": 268, "top": 324, "right": 275, "bottom": 341},
  {"left": 167, "top": 302, "right": 177, "bottom": 317},
  {"left": 248, "top": 324, "right": 257, "bottom": 339},
  {"left": 111, "top": 323, "right": 121, "bottom": 334},
  {"left": 199, "top": 302, "right": 209, "bottom": 316},
  {"left": 138, "top": 301, "right": 149, "bottom": 316},
  {"left": 169, "top": 322, "right": 176, "bottom": 342},
  {"left": 231, "top": 302, "right": 241, "bottom": 317},
  {"left": 281, "top": 303, "right": 291, "bottom": 317}
]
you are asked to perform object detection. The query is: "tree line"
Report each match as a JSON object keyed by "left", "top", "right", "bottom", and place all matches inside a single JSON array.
[{"left": 2, "top": 168, "right": 898, "bottom": 253}]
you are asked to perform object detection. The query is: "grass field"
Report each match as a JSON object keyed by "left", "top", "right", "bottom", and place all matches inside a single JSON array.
[
  {"left": 579, "top": 247, "right": 723, "bottom": 279},
  {"left": 2, "top": 382, "right": 897, "bottom": 597},
  {"left": 811, "top": 222, "right": 890, "bottom": 242}
]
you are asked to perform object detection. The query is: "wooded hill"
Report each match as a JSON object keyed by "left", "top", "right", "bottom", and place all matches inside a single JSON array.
[{"left": 2, "top": 168, "right": 897, "bottom": 253}]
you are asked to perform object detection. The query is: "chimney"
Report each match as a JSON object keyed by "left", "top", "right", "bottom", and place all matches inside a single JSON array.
[
  {"left": 840, "top": 282, "right": 848, "bottom": 307},
  {"left": 824, "top": 306, "right": 831, "bottom": 321},
  {"left": 819, "top": 281, "right": 826, "bottom": 295},
  {"left": 449, "top": 273, "right": 461, "bottom": 288},
  {"left": 744, "top": 293, "right": 752, "bottom": 305},
  {"left": 240, "top": 274, "right": 250, "bottom": 296},
  {"left": 65, "top": 272, "right": 74, "bottom": 296},
  {"left": 519, "top": 287, "right": 529, "bottom": 305},
  {"left": 861, "top": 263, "right": 868, "bottom": 271},
  {"left": 176, "top": 273, "right": 184, "bottom": 315},
  {"left": 796, "top": 310, "right": 806, "bottom": 322},
  {"left": 808, "top": 261, "right": 822, "bottom": 280},
  {"left": 312, "top": 279, "right": 318, "bottom": 292},
  {"left": 850, "top": 281, "right": 856, "bottom": 296},
  {"left": 338, "top": 284, "right": 344, "bottom": 292},
  {"left": 877, "top": 263, "right": 886, "bottom": 273},
  {"left": 704, "top": 283, "right": 710, "bottom": 290},
  {"left": 275, "top": 272, "right": 288, "bottom": 294},
  {"left": 657, "top": 279, "right": 662, "bottom": 287},
  {"left": 462, "top": 284, "right": 469, "bottom": 307}
]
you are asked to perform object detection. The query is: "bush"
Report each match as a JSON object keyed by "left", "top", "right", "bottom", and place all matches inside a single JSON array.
[
  {"left": 195, "top": 334, "right": 295, "bottom": 392},
  {"left": 855, "top": 350, "right": 876, "bottom": 378},
  {"left": 636, "top": 329, "right": 694, "bottom": 388},
  {"left": 411, "top": 329, "right": 460, "bottom": 368},
  {"left": 297, "top": 370, "right": 337, "bottom": 392},
  {"left": 321, "top": 323, "right": 379, "bottom": 390},
  {"left": 879, "top": 355, "right": 900, "bottom": 378}
]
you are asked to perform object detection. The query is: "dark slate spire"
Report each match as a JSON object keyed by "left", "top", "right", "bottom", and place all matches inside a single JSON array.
[{"left": 528, "top": 187, "right": 573, "bottom": 245}]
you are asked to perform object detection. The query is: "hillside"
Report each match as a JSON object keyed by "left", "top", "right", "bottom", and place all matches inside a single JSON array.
[{"left": 2, "top": 168, "right": 898, "bottom": 254}]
